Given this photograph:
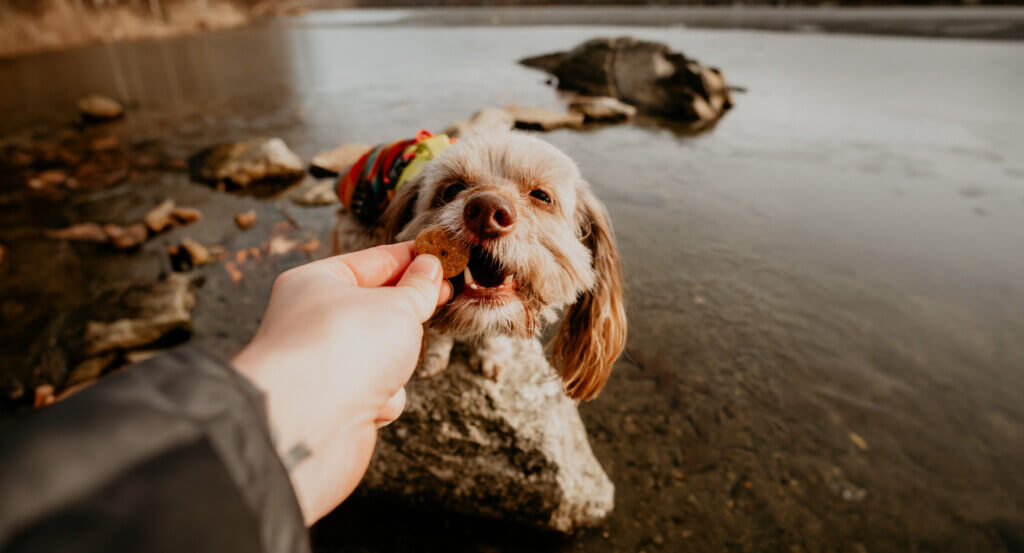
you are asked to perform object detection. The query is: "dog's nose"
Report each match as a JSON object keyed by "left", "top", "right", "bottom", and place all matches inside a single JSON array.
[{"left": 463, "top": 192, "right": 516, "bottom": 239}]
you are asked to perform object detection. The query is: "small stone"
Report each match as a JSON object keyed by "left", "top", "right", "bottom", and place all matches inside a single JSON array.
[
  {"left": 310, "top": 143, "right": 371, "bottom": 176},
  {"left": 181, "top": 239, "right": 212, "bottom": 266},
  {"left": 194, "top": 137, "right": 305, "bottom": 187},
  {"left": 103, "top": 222, "right": 148, "bottom": 249},
  {"left": 568, "top": 96, "right": 637, "bottom": 122},
  {"left": 297, "top": 239, "right": 320, "bottom": 253},
  {"left": 78, "top": 95, "right": 124, "bottom": 121},
  {"left": 268, "top": 236, "right": 297, "bottom": 256},
  {"left": 443, "top": 108, "right": 516, "bottom": 138},
  {"left": 504, "top": 105, "right": 584, "bottom": 131},
  {"left": 46, "top": 223, "right": 109, "bottom": 242},
  {"left": 235, "top": 210, "right": 257, "bottom": 230}
]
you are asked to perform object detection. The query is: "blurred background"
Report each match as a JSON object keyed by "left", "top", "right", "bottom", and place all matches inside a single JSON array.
[{"left": 1, "top": 1, "right": 1023, "bottom": 552}]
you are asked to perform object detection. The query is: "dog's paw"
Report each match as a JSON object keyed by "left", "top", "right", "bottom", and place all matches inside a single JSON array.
[
  {"left": 468, "top": 350, "right": 503, "bottom": 381},
  {"left": 417, "top": 349, "right": 450, "bottom": 378}
]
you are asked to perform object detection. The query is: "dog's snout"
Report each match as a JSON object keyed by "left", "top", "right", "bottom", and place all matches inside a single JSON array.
[{"left": 463, "top": 192, "right": 516, "bottom": 239}]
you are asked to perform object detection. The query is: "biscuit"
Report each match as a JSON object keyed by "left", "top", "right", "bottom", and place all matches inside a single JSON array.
[{"left": 414, "top": 226, "right": 470, "bottom": 279}]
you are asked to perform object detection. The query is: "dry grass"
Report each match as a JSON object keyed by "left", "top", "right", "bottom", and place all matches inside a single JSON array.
[{"left": 0, "top": 0, "right": 255, "bottom": 58}]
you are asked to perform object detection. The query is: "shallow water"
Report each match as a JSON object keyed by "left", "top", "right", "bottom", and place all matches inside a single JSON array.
[{"left": 2, "top": 9, "right": 1023, "bottom": 552}]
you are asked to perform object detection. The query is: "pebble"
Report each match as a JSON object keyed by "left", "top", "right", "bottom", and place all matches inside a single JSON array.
[{"left": 78, "top": 95, "right": 124, "bottom": 121}]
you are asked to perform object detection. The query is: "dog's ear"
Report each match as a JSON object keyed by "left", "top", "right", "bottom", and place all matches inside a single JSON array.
[
  {"left": 380, "top": 176, "right": 423, "bottom": 242},
  {"left": 551, "top": 187, "right": 627, "bottom": 401}
]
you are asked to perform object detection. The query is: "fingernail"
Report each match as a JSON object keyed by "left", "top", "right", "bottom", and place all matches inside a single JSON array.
[{"left": 408, "top": 254, "right": 442, "bottom": 280}]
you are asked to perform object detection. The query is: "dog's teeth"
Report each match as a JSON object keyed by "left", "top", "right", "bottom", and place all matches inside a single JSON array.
[
  {"left": 464, "top": 266, "right": 475, "bottom": 286},
  {"left": 502, "top": 274, "right": 514, "bottom": 286}
]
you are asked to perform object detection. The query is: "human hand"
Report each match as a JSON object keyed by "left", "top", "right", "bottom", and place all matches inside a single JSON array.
[{"left": 232, "top": 242, "right": 451, "bottom": 525}]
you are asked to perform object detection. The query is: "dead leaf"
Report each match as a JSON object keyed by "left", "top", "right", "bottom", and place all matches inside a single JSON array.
[
  {"left": 34, "top": 384, "right": 55, "bottom": 408},
  {"left": 298, "top": 238, "right": 320, "bottom": 253},
  {"left": 171, "top": 207, "right": 201, "bottom": 225},
  {"left": 181, "top": 239, "right": 212, "bottom": 266},
  {"left": 46, "top": 223, "right": 108, "bottom": 242},
  {"left": 27, "top": 169, "right": 67, "bottom": 190},
  {"left": 224, "top": 261, "right": 243, "bottom": 283},
  {"left": 235, "top": 250, "right": 248, "bottom": 264},
  {"left": 143, "top": 199, "right": 177, "bottom": 232},
  {"left": 89, "top": 135, "right": 120, "bottom": 151},
  {"left": 235, "top": 210, "right": 257, "bottom": 230},
  {"left": 104, "top": 223, "right": 148, "bottom": 249},
  {"left": 849, "top": 432, "right": 869, "bottom": 451}
]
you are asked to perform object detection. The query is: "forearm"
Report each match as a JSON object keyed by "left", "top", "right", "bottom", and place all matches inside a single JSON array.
[{"left": 0, "top": 346, "right": 309, "bottom": 553}]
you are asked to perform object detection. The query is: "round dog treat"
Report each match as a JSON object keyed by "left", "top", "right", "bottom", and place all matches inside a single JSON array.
[{"left": 414, "top": 226, "right": 469, "bottom": 279}]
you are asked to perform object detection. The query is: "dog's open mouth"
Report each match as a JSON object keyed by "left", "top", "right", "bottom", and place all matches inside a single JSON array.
[{"left": 451, "top": 246, "right": 516, "bottom": 300}]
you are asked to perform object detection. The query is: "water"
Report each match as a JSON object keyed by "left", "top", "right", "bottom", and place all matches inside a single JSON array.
[{"left": 1, "top": 10, "right": 1023, "bottom": 552}]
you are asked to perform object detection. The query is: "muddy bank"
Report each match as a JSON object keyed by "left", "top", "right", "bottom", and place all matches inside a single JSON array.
[
  {"left": 1, "top": 17, "right": 1024, "bottom": 553},
  {"left": 301, "top": 6, "right": 1024, "bottom": 41}
]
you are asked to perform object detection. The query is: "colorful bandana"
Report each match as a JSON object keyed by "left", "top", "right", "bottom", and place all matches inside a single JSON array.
[{"left": 336, "top": 130, "right": 454, "bottom": 226}]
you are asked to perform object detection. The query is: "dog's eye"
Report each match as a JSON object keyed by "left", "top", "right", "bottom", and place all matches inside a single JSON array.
[
  {"left": 529, "top": 189, "right": 552, "bottom": 204},
  {"left": 441, "top": 182, "right": 466, "bottom": 203}
]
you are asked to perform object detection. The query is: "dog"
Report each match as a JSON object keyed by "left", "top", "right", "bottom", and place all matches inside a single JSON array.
[{"left": 333, "top": 128, "right": 626, "bottom": 400}]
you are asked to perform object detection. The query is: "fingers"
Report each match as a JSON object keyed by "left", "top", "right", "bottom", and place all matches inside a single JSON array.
[
  {"left": 314, "top": 242, "right": 416, "bottom": 287},
  {"left": 439, "top": 280, "right": 453, "bottom": 306},
  {"left": 394, "top": 254, "right": 444, "bottom": 322},
  {"left": 375, "top": 387, "right": 407, "bottom": 428}
]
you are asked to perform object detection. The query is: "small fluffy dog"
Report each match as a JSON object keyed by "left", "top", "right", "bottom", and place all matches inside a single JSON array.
[{"left": 334, "top": 128, "right": 626, "bottom": 400}]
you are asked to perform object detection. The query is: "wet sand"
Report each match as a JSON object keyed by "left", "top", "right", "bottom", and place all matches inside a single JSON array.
[{"left": 2, "top": 10, "right": 1024, "bottom": 553}]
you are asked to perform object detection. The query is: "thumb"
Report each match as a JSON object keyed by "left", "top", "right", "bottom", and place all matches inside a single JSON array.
[{"left": 394, "top": 254, "right": 444, "bottom": 322}]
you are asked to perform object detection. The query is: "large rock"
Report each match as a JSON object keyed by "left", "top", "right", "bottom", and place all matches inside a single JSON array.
[
  {"left": 360, "top": 338, "right": 614, "bottom": 533},
  {"left": 521, "top": 37, "right": 733, "bottom": 122},
  {"left": 191, "top": 137, "right": 305, "bottom": 187}
]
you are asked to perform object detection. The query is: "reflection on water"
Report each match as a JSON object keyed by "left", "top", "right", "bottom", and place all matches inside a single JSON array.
[{"left": 2, "top": 14, "right": 1024, "bottom": 552}]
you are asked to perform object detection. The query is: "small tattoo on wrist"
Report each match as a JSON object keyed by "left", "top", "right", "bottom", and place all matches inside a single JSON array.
[{"left": 280, "top": 442, "right": 312, "bottom": 471}]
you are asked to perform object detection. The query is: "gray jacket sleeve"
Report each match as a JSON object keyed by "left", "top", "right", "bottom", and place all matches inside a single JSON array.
[{"left": 0, "top": 346, "right": 310, "bottom": 553}]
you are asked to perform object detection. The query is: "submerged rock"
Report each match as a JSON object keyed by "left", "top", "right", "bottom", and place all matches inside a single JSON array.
[
  {"left": 291, "top": 179, "right": 338, "bottom": 207},
  {"left": 77, "top": 95, "right": 124, "bottom": 121},
  {"left": 504, "top": 105, "right": 585, "bottom": 132},
  {"left": 361, "top": 339, "right": 614, "bottom": 533},
  {"left": 192, "top": 137, "right": 305, "bottom": 187},
  {"left": 310, "top": 143, "right": 371, "bottom": 177},
  {"left": 521, "top": 37, "right": 733, "bottom": 122},
  {"left": 569, "top": 96, "right": 637, "bottom": 122},
  {"left": 83, "top": 274, "right": 197, "bottom": 356}
]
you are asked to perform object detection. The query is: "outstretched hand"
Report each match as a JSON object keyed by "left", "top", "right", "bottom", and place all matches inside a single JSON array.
[{"left": 233, "top": 242, "right": 451, "bottom": 525}]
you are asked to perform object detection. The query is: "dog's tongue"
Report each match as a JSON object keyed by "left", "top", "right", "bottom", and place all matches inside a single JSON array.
[{"left": 468, "top": 247, "right": 506, "bottom": 287}]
